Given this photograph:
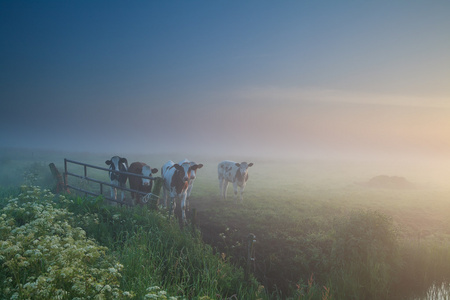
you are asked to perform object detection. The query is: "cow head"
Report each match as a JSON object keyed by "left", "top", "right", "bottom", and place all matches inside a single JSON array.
[
  {"left": 105, "top": 156, "right": 128, "bottom": 181},
  {"left": 141, "top": 165, "right": 158, "bottom": 186},
  {"left": 188, "top": 162, "right": 203, "bottom": 180},
  {"left": 235, "top": 162, "right": 253, "bottom": 181},
  {"left": 173, "top": 161, "right": 191, "bottom": 182},
  {"left": 178, "top": 159, "right": 203, "bottom": 181}
]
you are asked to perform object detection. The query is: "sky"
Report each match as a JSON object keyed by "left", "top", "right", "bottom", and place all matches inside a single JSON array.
[{"left": 1, "top": 1, "right": 450, "bottom": 161}]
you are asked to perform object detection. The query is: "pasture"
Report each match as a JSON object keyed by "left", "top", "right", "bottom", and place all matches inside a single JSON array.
[{"left": 1, "top": 147, "right": 450, "bottom": 299}]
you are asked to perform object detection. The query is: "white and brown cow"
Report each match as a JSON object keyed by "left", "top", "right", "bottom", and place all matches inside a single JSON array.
[
  {"left": 105, "top": 156, "right": 128, "bottom": 204},
  {"left": 161, "top": 160, "right": 202, "bottom": 224},
  {"left": 128, "top": 162, "right": 158, "bottom": 206},
  {"left": 178, "top": 159, "right": 203, "bottom": 210},
  {"left": 218, "top": 160, "right": 253, "bottom": 202}
]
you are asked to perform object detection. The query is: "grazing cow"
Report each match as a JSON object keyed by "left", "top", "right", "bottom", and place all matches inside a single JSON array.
[
  {"left": 218, "top": 160, "right": 253, "bottom": 202},
  {"left": 161, "top": 160, "right": 202, "bottom": 224},
  {"left": 105, "top": 156, "right": 128, "bottom": 204},
  {"left": 178, "top": 159, "right": 203, "bottom": 210},
  {"left": 128, "top": 162, "right": 158, "bottom": 206}
]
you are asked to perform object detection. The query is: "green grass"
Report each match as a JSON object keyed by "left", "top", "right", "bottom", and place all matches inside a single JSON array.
[
  {"left": 189, "top": 157, "right": 450, "bottom": 299},
  {"left": 2, "top": 148, "right": 450, "bottom": 299}
]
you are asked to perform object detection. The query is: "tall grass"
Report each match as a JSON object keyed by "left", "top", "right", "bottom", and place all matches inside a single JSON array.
[
  {"left": 394, "top": 237, "right": 450, "bottom": 299},
  {"left": 329, "top": 210, "right": 400, "bottom": 299},
  {"left": 63, "top": 195, "right": 268, "bottom": 299},
  {"left": 0, "top": 185, "right": 267, "bottom": 299}
]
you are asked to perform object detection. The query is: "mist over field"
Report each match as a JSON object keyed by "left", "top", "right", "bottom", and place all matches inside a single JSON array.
[
  {"left": 1, "top": 2, "right": 450, "bottom": 297},
  {"left": 1, "top": 1, "right": 449, "bottom": 168}
]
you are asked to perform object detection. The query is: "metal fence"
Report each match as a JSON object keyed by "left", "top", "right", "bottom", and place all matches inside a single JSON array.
[{"left": 63, "top": 158, "right": 160, "bottom": 205}]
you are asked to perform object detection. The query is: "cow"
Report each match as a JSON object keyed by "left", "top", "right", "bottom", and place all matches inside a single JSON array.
[
  {"left": 218, "top": 160, "right": 253, "bottom": 202},
  {"left": 128, "top": 162, "right": 159, "bottom": 206},
  {"left": 105, "top": 156, "right": 128, "bottom": 204},
  {"left": 161, "top": 160, "right": 203, "bottom": 224},
  {"left": 178, "top": 159, "right": 203, "bottom": 211}
]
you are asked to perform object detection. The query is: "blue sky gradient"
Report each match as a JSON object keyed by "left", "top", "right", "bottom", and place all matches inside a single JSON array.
[{"left": 1, "top": 1, "right": 449, "bottom": 159}]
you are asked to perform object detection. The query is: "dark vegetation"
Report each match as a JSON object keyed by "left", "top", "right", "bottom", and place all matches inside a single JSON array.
[
  {"left": 359, "top": 175, "right": 416, "bottom": 189},
  {"left": 1, "top": 148, "right": 450, "bottom": 299}
]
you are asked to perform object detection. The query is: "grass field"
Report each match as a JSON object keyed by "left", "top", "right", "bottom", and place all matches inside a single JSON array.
[
  {"left": 188, "top": 156, "right": 450, "bottom": 299},
  {"left": 1, "top": 147, "right": 450, "bottom": 299}
]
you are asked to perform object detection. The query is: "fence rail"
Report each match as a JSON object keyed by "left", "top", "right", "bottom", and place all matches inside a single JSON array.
[{"left": 64, "top": 158, "right": 160, "bottom": 205}]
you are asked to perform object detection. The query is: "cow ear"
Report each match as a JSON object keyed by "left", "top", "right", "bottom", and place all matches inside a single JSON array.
[
  {"left": 192, "top": 164, "right": 202, "bottom": 170},
  {"left": 248, "top": 163, "right": 254, "bottom": 167},
  {"left": 174, "top": 164, "right": 183, "bottom": 171},
  {"left": 235, "top": 163, "right": 240, "bottom": 167},
  {"left": 120, "top": 158, "right": 128, "bottom": 165},
  {"left": 105, "top": 160, "right": 112, "bottom": 165},
  {"left": 151, "top": 168, "right": 158, "bottom": 174}
]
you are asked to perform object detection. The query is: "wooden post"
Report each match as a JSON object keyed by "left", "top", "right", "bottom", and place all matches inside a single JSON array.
[
  {"left": 49, "top": 163, "right": 68, "bottom": 193},
  {"left": 63, "top": 159, "right": 68, "bottom": 192},
  {"left": 245, "top": 233, "right": 256, "bottom": 282},
  {"left": 151, "top": 177, "right": 163, "bottom": 209},
  {"left": 152, "top": 177, "right": 163, "bottom": 196}
]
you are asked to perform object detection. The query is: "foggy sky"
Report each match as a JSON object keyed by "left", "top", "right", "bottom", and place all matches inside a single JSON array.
[{"left": 1, "top": 1, "right": 449, "bottom": 160}]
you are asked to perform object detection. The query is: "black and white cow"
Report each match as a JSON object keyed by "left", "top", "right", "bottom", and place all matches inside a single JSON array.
[
  {"left": 128, "top": 162, "right": 158, "bottom": 206},
  {"left": 178, "top": 159, "right": 203, "bottom": 210},
  {"left": 161, "top": 160, "right": 202, "bottom": 224},
  {"left": 218, "top": 160, "right": 253, "bottom": 202},
  {"left": 105, "top": 156, "right": 128, "bottom": 204}
]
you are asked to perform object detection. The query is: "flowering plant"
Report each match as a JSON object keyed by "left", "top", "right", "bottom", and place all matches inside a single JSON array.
[{"left": 0, "top": 186, "right": 133, "bottom": 299}]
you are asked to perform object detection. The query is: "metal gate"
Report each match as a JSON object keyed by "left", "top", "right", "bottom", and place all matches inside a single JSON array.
[{"left": 63, "top": 158, "right": 160, "bottom": 206}]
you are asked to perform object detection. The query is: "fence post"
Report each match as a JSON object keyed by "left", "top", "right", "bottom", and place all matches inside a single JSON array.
[
  {"left": 245, "top": 233, "right": 256, "bottom": 282},
  {"left": 63, "top": 159, "right": 69, "bottom": 193},
  {"left": 49, "top": 163, "right": 67, "bottom": 193}
]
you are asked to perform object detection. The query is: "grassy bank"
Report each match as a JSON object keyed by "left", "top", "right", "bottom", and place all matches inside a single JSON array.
[
  {"left": 0, "top": 186, "right": 266, "bottom": 299},
  {"left": 2, "top": 148, "right": 450, "bottom": 299}
]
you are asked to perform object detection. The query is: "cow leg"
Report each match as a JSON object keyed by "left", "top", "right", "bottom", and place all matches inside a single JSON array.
[
  {"left": 219, "top": 178, "right": 223, "bottom": 198},
  {"left": 110, "top": 185, "right": 115, "bottom": 200},
  {"left": 130, "top": 193, "right": 136, "bottom": 206},
  {"left": 113, "top": 188, "right": 118, "bottom": 206},
  {"left": 110, "top": 179, "right": 120, "bottom": 205},
  {"left": 181, "top": 193, "right": 187, "bottom": 224},
  {"left": 135, "top": 192, "right": 140, "bottom": 206},
  {"left": 110, "top": 186, "right": 118, "bottom": 206},
  {"left": 169, "top": 197, "right": 176, "bottom": 219},
  {"left": 239, "top": 186, "right": 245, "bottom": 203},
  {"left": 221, "top": 180, "right": 229, "bottom": 200},
  {"left": 162, "top": 188, "right": 167, "bottom": 208},
  {"left": 233, "top": 182, "right": 239, "bottom": 202},
  {"left": 120, "top": 182, "right": 126, "bottom": 204},
  {"left": 185, "top": 186, "right": 191, "bottom": 211}
]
